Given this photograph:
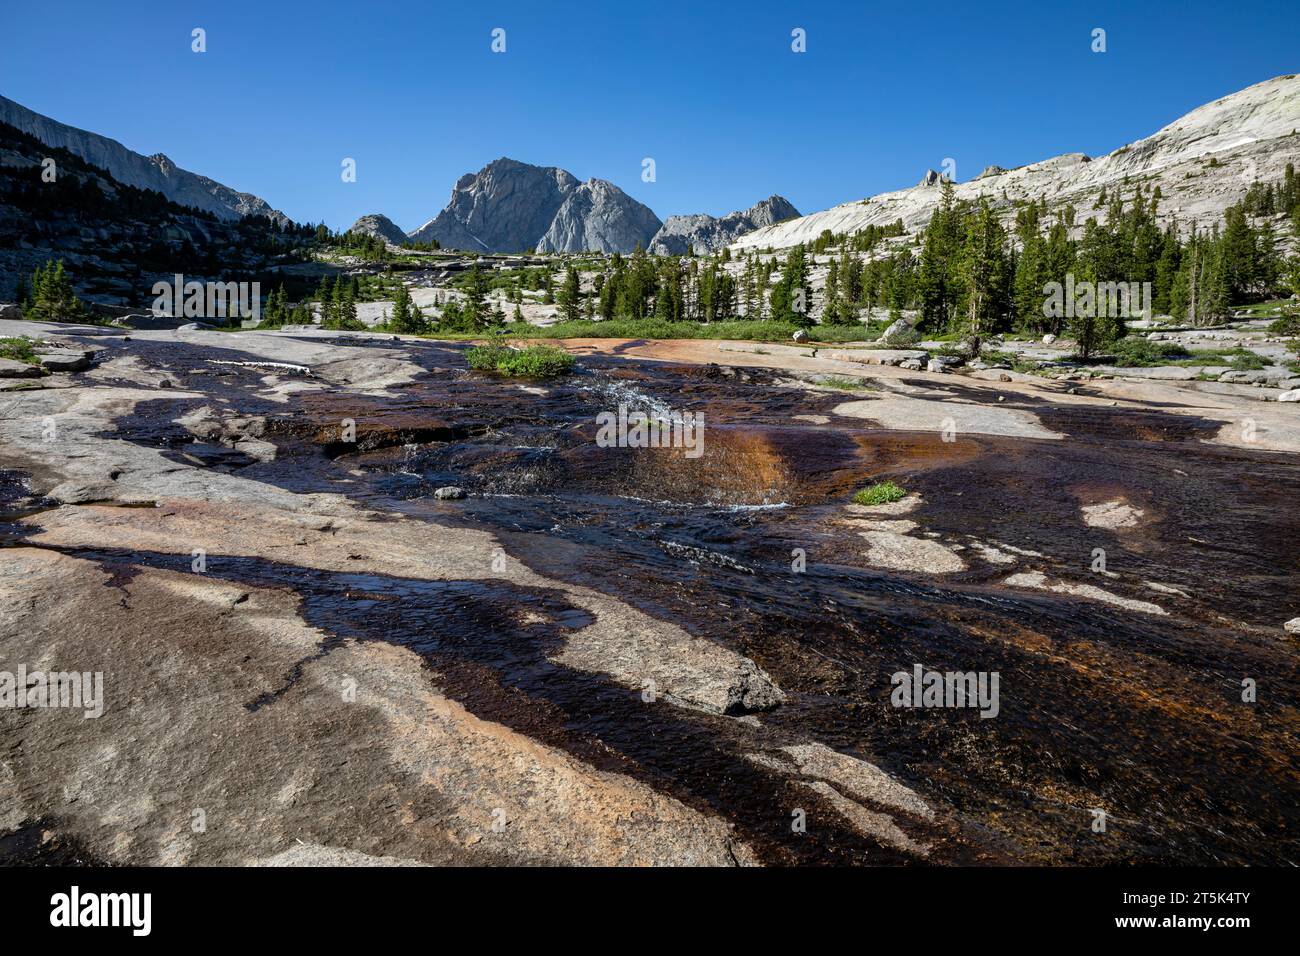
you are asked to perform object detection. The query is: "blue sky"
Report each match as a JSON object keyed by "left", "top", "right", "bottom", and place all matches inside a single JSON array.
[{"left": 2, "top": 1, "right": 1296, "bottom": 231}]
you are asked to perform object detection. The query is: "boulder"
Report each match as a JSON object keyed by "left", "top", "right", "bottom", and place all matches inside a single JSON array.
[
  {"left": 233, "top": 439, "right": 278, "bottom": 463},
  {"left": 881, "top": 316, "right": 911, "bottom": 339},
  {"left": 791, "top": 329, "right": 810, "bottom": 343},
  {"left": 434, "top": 486, "right": 466, "bottom": 500},
  {"left": 1278, "top": 389, "right": 1300, "bottom": 403},
  {"left": 1285, "top": 618, "right": 1300, "bottom": 635},
  {"left": 1042, "top": 333, "right": 1057, "bottom": 345}
]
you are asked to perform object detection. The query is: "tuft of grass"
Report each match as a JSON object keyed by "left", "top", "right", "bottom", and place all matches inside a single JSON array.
[
  {"left": 465, "top": 343, "right": 575, "bottom": 378},
  {"left": 852, "top": 480, "right": 907, "bottom": 506},
  {"left": 0, "top": 337, "right": 40, "bottom": 365},
  {"left": 1227, "top": 350, "right": 1266, "bottom": 371},
  {"left": 819, "top": 376, "right": 868, "bottom": 390}
]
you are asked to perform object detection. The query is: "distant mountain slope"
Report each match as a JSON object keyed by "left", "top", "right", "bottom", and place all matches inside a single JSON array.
[
  {"left": 731, "top": 74, "right": 1300, "bottom": 251},
  {"left": 407, "top": 157, "right": 660, "bottom": 253},
  {"left": 0, "top": 119, "right": 307, "bottom": 307},
  {"left": 649, "top": 195, "right": 799, "bottom": 255},
  {"left": 0, "top": 94, "right": 287, "bottom": 225}
]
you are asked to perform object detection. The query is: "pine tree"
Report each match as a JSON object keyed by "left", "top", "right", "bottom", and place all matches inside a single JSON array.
[
  {"left": 769, "top": 245, "right": 812, "bottom": 326},
  {"left": 956, "top": 202, "right": 1008, "bottom": 352},
  {"left": 463, "top": 267, "right": 490, "bottom": 328},
  {"left": 24, "top": 259, "right": 87, "bottom": 322},
  {"left": 389, "top": 283, "right": 417, "bottom": 333},
  {"left": 917, "top": 178, "right": 964, "bottom": 331},
  {"left": 557, "top": 266, "right": 582, "bottom": 322},
  {"left": 822, "top": 257, "right": 842, "bottom": 324}
]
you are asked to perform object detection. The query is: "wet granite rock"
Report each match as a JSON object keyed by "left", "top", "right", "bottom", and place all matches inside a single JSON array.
[
  {"left": 36, "top": 351, "right": 91, "bottom": 373},
  {"left": 0, "top": 358, "right": 41, "bottom": 378}
]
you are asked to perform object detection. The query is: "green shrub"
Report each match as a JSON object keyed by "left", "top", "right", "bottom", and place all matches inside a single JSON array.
[
  {"left": 852, "top": 480, "right": 907, "bottom": 506},
  {"left": 1227, "top": 349, "right": 1266, "bottom": 371},
  {"left": 466, "top": 343, "right": 575, "bottom": 378},
  {"left": 1110, "top": 337, "right": 1190, "bottom": 366},
  {"left": 1267, "top": 312, "right": 1300, "bottom": 335},
  {"left": 0, "top": 336, "right": 39, "bottom": 365}
]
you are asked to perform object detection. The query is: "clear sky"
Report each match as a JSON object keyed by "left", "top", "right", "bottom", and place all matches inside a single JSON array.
[{"left": 2, "top": 1, "right": 1296, "bottom": 231}]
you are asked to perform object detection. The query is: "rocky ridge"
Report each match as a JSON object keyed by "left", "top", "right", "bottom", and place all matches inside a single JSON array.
[
  {"left": 648, "top": 195, "right": 800, "bottom": 255},
  {"left": 0, "top": 94, "right": 287, "bottom": 225},
  {"left": 730, "top": 74, "right": 1300, "bottom": 250}
]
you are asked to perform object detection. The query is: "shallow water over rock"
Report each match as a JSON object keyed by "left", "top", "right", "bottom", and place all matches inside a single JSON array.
[{"left": 7, "top": 340, "right": 1299, "bottom": 865}]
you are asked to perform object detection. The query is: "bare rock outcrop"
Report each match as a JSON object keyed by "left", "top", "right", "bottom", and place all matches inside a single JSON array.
[
  {"left": 730, "top": 74, "right": 1300, "bottom": 251},
  {"left": 407, "top": 158, "right": 660, "bottom": 254},
  {"left": 347, "top": 213, "right": 407, "bottom": 245},
  {"left": 535, "top": 178, "right": 661, "bottom": 254}
]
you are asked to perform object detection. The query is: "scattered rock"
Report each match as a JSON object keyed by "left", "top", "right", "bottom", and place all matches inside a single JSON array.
[{"left": 821, "top": 348, "right": 928, "bottom": 368}]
